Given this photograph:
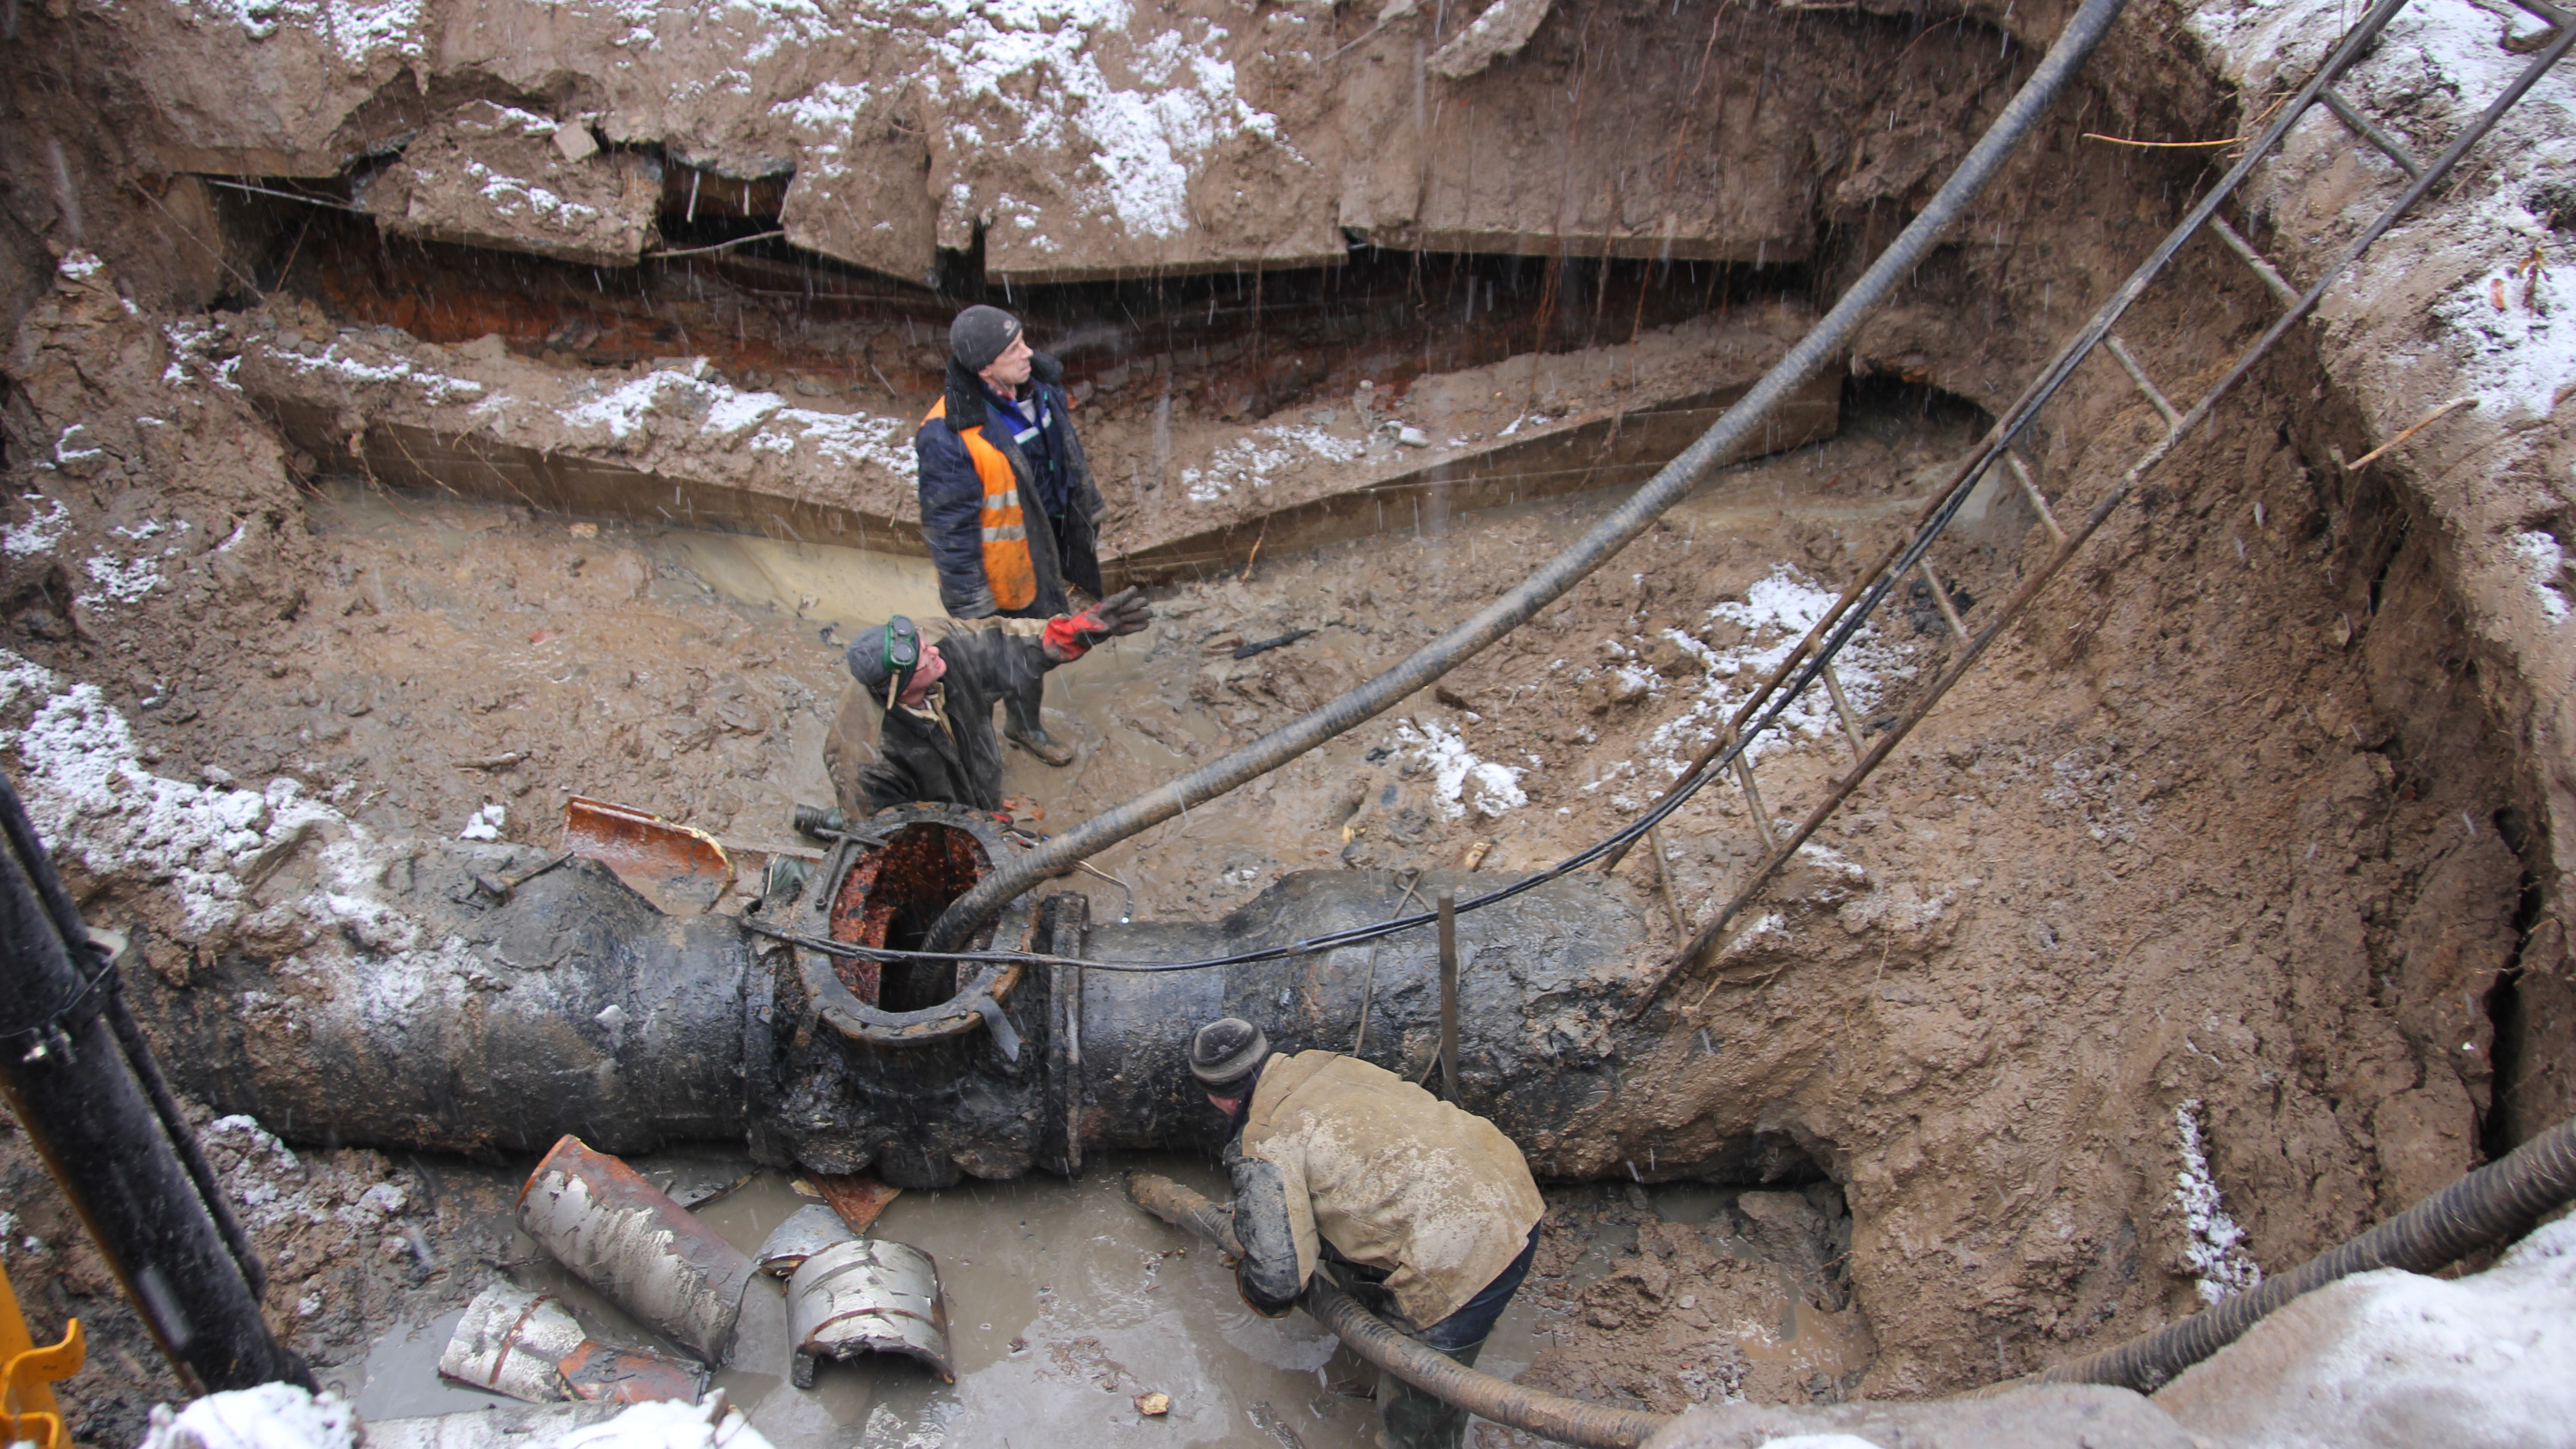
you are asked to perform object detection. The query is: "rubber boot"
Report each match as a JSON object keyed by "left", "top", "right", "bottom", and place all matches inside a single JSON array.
[
  {"left": 1004, "top": 725, "right": 1078, "bottom": 766},
  {"left": 1002, "top": 675, "right": 1077, "bottom": 766},
  {"left": 1376, "top": 1337, "right": 1483, "bottom": 1449}
]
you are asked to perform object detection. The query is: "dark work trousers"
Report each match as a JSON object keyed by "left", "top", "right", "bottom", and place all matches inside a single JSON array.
[
  {"left": 1331, "top": 1223, "right": 1541, "bottom": 1449},
  {"left": 992, "top": 598, "right": 1050, "bottom": 743}
]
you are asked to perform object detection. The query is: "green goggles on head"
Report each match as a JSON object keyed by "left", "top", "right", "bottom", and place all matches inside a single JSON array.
[{"left": 882, "top": 615, "right": 921, "bottom": 702}]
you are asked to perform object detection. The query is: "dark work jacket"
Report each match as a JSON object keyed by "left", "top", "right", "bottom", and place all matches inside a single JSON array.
[
  {"left": 848, "top": 617, "right": 1057, "bottom": 815},
  {"left": 914, "top": 352, "right": 1105, "bottom": 620}
]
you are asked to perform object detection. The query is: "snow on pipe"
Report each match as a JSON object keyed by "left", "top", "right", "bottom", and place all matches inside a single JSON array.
[
  {"left": 517, "top": 1136, "right": 761, "bottom": 1365},
  {"left": 1124, "top": 1172, "right": 1670, "bottom": 1449},
  {"left": 2030, "top": 1112, "right": 2576, "bottom": 1392},
  {"left": 920, "top": 0, "right": 2134, "bottom": 954}
]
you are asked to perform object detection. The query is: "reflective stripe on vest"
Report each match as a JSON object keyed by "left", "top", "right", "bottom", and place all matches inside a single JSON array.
[{"left": 926, "top": 397, "right": 1037, "bottom": 611}]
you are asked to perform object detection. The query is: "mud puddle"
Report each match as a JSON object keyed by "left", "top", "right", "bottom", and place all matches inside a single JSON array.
[
  {"left": 332, "top": 1150, "right": 1859, "bottom": 1448},
  {"left": 336, "top": 1153, "right": 1419, "bottom": 1447}
]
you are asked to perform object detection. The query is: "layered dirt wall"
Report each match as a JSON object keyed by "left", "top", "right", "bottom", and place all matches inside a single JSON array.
[{"left": 5, "top": 0, "right": 2062, "bottom": 290}]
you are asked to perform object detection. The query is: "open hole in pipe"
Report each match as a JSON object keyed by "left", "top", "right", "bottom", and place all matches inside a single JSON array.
[{"left": 825, "top": 822, "right": 989, "bottom": 1011}]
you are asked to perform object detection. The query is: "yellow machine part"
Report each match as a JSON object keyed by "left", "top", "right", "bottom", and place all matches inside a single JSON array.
[{"left": 0, "top": 1257, "right": 85, "bottom": 1449}]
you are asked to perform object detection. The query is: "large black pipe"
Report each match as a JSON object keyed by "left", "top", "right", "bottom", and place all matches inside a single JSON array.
[
  {"left": 920, "top": 0, "right": 2133, "bottom": 953},
  {"left": 125, "top": 815, "right": 1812, "bottom": 1192},
  {"left": 0, "top": 775, "right": 309, "bottom": 1393}
]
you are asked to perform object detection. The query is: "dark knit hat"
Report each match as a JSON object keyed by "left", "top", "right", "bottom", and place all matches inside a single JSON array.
[
  {"left": 1190, "top": 1017, "right": 1270, "bottom": 1092},
  {"left": 844, "top": 615, "right": 921, "bottom": 695},
  {"left": 949, "top": 305, "right": 1024, "bottom": 372}
]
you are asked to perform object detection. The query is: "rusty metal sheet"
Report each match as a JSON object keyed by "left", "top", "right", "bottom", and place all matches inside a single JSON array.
[
  {"left": 517, "top": 1135, "right": 757, "bottom": 1364},
  {"left": 786, "top": 1239, "right": 952, "bottom": 1387},
  {"left": 806, "top": 1174, "right": 902, "bottom": 1236},
  {"left": 563, "top": 796, "right": 732, "bottom": 916},
  {"left": 556, "top": 1341, "right": 708, "bottom": 1404}
]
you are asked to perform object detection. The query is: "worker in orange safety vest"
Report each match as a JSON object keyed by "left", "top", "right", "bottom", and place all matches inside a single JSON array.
[{"left": 912, "top": 305, "right": 1108, "bottom": 767}]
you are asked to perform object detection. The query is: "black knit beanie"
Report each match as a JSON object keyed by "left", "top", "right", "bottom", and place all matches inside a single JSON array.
[
  {"left": 950, "top": 305, "right": 1024, "bottom": 372},
  {"left": 1189, "top": 1017, "right": 1270, "bottom": 1094}
]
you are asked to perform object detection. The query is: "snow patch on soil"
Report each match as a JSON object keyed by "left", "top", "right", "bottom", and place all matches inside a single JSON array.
[
  {"left": 550, "top": 366, "right": 918, "bottom": 476},
  {"left": 2512, "top": 529, "right": 2572, "bottom": 621},
  {"left": 0, "top": 652, "right": 348, "bottom": 936},
  {"left": 1180, "top": 424, "right": 1367, "bottom": 502},
  {"left": 1393, "top": 715, "right": 1529, "bottom": 819},
  {"left": 202, "top": 1115, "right": 410, "bottom": 1237},
  {"left": 0, "top": 649, "right": 433, "bottom": 955},
  {"left": 1602, "top": 564, "right": 1914, "bottom": 809},
  {"left": 265, "top": 341, "right": 487, "bottom": 408},
  {"left": 2174, "top": 1099, "right": 2263, "bottom": 1304},
  {"left": 139, "top": 1382, "right": 357, "bottom": 1449},
  {"left": 891, "top": 0, "right": 1293, "bottom": 238},
  {"left": 459, "top": 802, "right": 506, "bottom": 840},
  {"left": 2161, "top": 1217, "right": 2576, "bottom": 1447},
  {"left": 175, "top": 0, "right": 427, "bottom": 65},
  {"left": 4, "top": 494, "right": 70, "bottom": 555},
  {"left": 2190, "top": 0, "right": 2576, "bottom": 418}
]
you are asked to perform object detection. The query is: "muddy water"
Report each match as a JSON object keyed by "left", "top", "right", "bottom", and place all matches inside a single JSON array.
[
  {"left": 336, "top": 1154, "right": 1464, "bottom": 1446},
  {"left": 337, "top": 1153, "right": 1865, "bottom": 1447}
]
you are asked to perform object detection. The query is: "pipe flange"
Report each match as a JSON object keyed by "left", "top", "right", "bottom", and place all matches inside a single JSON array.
[{"left": 792, "top": 803, "right": 1035, "bottom": 1052}]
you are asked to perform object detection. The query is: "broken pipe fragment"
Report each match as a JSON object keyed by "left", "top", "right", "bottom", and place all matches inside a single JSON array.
[
  {"left": 756, "top": 1204, "right": 857, "bottom": 1277},
  {"left": 517, "top": 1136, "right": 759, "bottom": 1365},
  {"left": 438, "top": 1283, "right": 708, "bottom": 1405},
  {"left": 786, "top": 1239, "right": 953, "bottom": 1388}
]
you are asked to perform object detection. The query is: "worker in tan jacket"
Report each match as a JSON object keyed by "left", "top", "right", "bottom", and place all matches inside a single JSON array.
[{"left": 1192, "top": 1017, "right": 1544, "bottom": 1449}]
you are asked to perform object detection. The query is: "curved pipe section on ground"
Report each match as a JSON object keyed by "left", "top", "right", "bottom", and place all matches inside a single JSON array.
[{"left": 921, "top": 0, "right": 2133, "bottom": 953}]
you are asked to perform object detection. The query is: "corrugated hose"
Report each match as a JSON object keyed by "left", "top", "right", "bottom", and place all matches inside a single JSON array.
[{"left": 2029, "top": 1110, "right": 2576, "bottom": 1393}]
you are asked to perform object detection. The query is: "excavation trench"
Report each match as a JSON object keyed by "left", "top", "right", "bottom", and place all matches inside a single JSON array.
[
  {"left": 3, "top": 0, "right": 2570, "bottom": 1440},
  {"left": 52, "top": 281, "right": 2557, "bottom": 1434}
]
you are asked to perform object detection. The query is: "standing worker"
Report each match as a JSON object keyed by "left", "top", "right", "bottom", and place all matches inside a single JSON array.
[
  {"left": 822, "top": 593, "right": 1151, "bottom": 821},
  {"left": 914, "top": 304, "right": 1108, "bottom": 767},
  {"left": 1192, "top": 1017, "right": 1545, "bottom": 1449}
]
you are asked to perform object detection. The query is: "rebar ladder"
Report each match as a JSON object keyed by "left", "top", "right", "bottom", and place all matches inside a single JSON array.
[{"left": 1625, "top": 0, "right": 2575, "bottom": 1016}]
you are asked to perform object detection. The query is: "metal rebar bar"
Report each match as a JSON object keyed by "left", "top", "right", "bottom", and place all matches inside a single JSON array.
[
  {"left": 2008, "top": 452, "right": 2067, "bottom": 543},
  {"left": 1437, "top": 894, "right": 1459, "bottom": 1102},
  {"left": 2205, "top": 213, "right": 2300, "bottom": 305},
  {"left": 1820, "top": 661, "right": 1870, "bottom": 757},
  {"left": 1647, "top": 822, "right": 1689, "bottom": 939},
  {"left": 2103, "top": 335, "right": 2183, "bottom": 429},
  {"left": 1920, "top": 559, "right": 1973, "bottom": 642},
  {"left": 1734, "top": 758, "right": 1778, "bottom": 852},
  {"left": 2321, "top": 86, "right": 2425, "bottom": 176}
]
